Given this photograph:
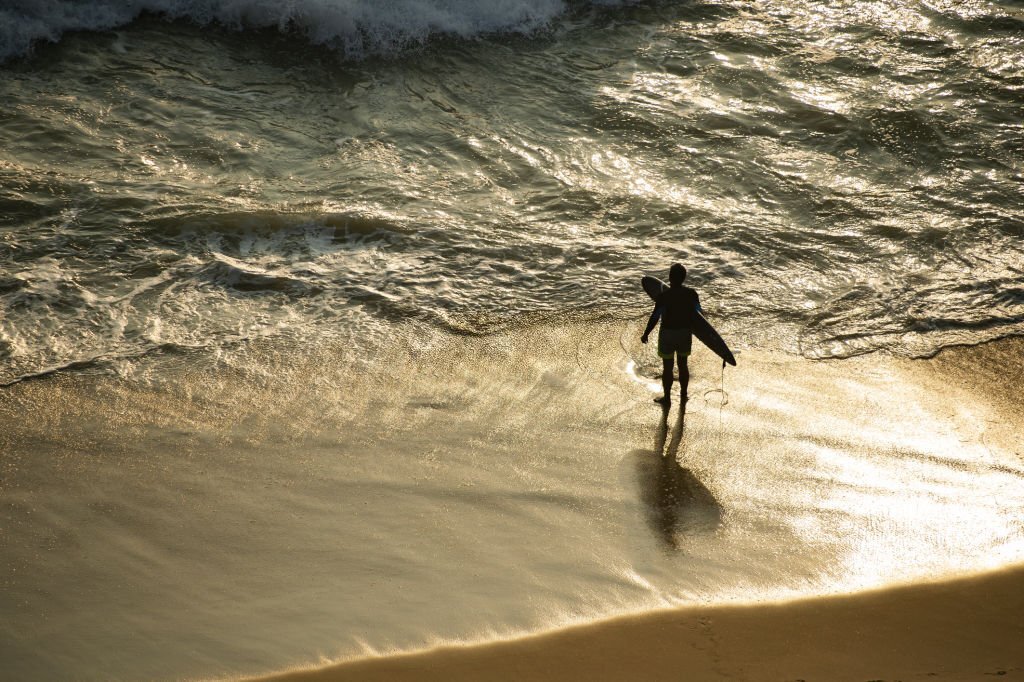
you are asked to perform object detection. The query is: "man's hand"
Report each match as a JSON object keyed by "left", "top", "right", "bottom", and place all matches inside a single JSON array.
[{"left": 640, "top": 333, "right": 649, "bottom": 344}]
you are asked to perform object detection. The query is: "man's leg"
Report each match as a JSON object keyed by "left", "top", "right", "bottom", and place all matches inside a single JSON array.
[
  {"left": 679, "top": 355, "right": 690, "bottom": 402},
  {"left": 659, "top": 356, "right": 675, "bottom": 404}
]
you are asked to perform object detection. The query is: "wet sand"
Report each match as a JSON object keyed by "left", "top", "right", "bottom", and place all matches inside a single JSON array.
[
  {"left": 250, "top": 563, "right": 1024, "bottom": 682},
  {"left": 4, "top": 327, "right": 1024, "bottom": 680},
  {"left": 242, "top": 337, "right": 1024, "bottom": 682}
]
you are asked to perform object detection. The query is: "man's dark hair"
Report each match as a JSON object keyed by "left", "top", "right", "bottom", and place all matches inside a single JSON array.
[{"left": 669, "top": 263, "right": 687, "bottom": 286}]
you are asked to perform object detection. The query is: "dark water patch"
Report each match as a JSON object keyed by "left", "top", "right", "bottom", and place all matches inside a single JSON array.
[
  {"left": 821, "top": 53, "right": 883, "bottom": 76},
  {"left": 990, "top": 219, "right": 1024, "bottom": 239},
  {"left": 809, "top": 195, "right": 877, "bottom": 226},
  {"left": 141, "top": 210, "right": 418, "bottom": 243},
  {"left": 775, "top": 105, "right": 853, "bottom": 138},
  {"left": 710, "top": 30, "right": 787, "bottom": 58},
  {"left": 954, "top": 13, "right": 1024, "bottom": 36},
  {"left": 865, "top": 108, "right": 951, "bottom": 167},
  {"left": 898, "top": 33, "right": 955, "bottom": 58},
  {"left": 0, "top": 358, "right": 112, "bottom": 388},
  {"left": 0, "top": 196, "right": 51, "bottom": 226},
  {"left": 195, "top": 260, "right": 323, "bottom": 298}
]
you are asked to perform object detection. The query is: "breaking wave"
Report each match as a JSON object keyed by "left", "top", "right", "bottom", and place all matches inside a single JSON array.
[{"left": 0, "top": 0, "right": 626, "bottom": 61}]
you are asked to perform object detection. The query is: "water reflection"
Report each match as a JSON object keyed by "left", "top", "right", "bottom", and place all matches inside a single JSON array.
[{"left": 635, "top": 405, "right": 722, "bottom": 551}]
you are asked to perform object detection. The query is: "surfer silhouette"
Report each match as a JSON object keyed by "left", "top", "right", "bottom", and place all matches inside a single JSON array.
[{"left": 640, "top": 263, "right": 701, "bottom": 406}]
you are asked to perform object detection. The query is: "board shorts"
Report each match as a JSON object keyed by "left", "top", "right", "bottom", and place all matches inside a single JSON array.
[{"left": 658, "top": 327, "right": 692, "bottom": 360}]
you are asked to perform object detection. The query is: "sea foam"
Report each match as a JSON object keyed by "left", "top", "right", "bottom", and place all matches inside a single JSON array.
[{"left": 0, "top": 0, "right": 621, "bottom": 61}]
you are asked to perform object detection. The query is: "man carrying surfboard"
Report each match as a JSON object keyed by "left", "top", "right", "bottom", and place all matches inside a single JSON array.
[{"left": 640, "top": 263, "right": 701, "bottom": 406}]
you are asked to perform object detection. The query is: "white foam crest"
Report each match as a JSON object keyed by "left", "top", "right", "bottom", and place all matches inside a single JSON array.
[{"left": 0, "top": 0, "right": 613, "bottom": 61}]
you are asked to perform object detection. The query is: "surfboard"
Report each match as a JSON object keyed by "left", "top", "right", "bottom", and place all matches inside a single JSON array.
[{"left": 642, "top": 276, "right": 736, "bottom": 366}]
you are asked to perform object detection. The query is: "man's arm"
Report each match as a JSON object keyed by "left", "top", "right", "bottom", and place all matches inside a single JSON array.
[{"left": 641, "top": 305, "right": 662, "bottom": 344}]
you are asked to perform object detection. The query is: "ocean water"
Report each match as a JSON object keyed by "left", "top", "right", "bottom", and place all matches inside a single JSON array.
[{"left": 1, "top": 1, "right": 1024, "bottom": 680}]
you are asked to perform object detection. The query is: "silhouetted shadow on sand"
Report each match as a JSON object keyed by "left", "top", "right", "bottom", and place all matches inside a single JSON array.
[{"left": 632, "top": 403, "right": 722, "bottom": 551}]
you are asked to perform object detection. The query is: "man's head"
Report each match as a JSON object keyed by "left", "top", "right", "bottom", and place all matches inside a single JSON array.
[{"left": 669, "top": 262, "right": 687, "bottom": 286}]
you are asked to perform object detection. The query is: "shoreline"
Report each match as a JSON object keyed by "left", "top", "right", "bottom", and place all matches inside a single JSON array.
[
  {"left": 245, "top": 563, "right": 1024, "bottom": 681},
  {"left": 239, "top": 337, "right": 1024, "bottom": 682},
  {"left": 4, "top": 330, "right": 1024, "bottom": 681}
]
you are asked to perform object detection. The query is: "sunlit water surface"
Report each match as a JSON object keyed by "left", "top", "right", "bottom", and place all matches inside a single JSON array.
[{"left": 2, "top": 1, "right": 1024, "bottom": 680}]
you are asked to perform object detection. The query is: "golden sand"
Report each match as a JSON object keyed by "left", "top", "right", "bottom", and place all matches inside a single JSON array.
[{"left": 251, "top": 564, "right": 1024, "bottom": 682}]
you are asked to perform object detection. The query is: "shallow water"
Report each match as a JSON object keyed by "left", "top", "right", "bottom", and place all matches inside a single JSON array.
[
  {"left": 3, "top": 326, "right": 1024, "bottom": 681},
  {"left": 2, "top": 0, "right": 1023, "bottom": 385},
  {"left": 2, "top": 1, "right": 1024, "bottom": 679}
]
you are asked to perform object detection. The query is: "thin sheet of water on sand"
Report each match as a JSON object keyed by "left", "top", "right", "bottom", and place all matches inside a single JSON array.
[{"left": 1, "top": 324, "right": 1022, "bottom": 681}]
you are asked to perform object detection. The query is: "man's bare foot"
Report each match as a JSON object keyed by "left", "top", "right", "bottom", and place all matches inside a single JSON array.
[{"left": 654, "top": 395, "right": 671, "bottom": 406}]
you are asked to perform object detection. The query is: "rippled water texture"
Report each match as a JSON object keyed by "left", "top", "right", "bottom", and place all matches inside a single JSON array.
[
  {"left": 3, "top": 2, "right": 1024, "bottom": 680},
  {"left": 1, "top": 0, "right": 1023, "bottom": 384}
]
